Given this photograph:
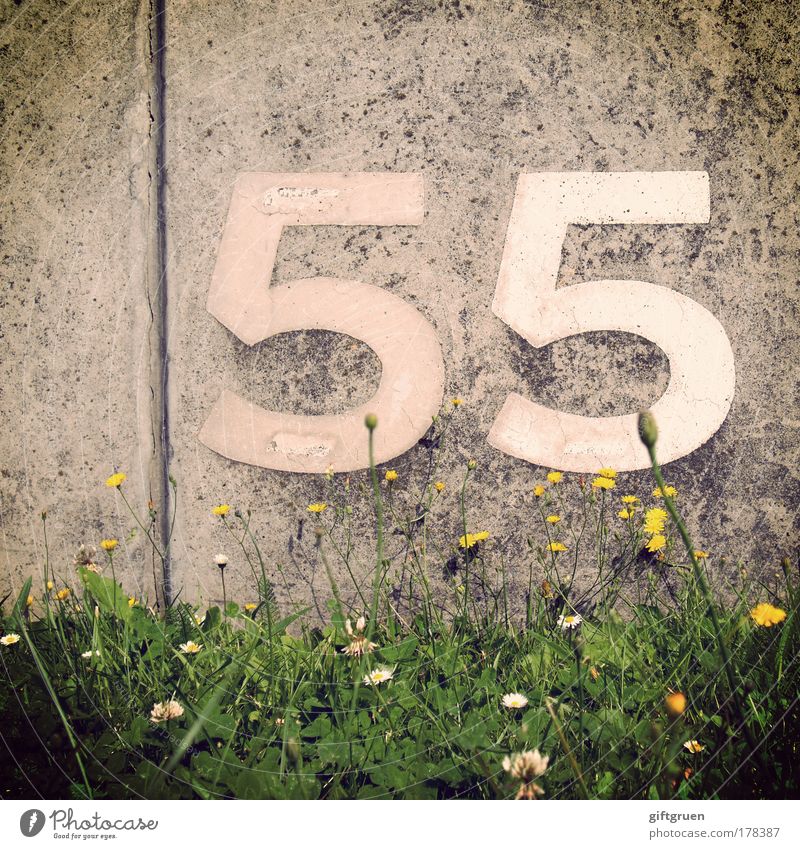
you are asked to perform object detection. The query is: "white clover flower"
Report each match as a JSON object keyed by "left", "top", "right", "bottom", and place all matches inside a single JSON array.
[
  {"left": 150, "top": 700, "right": 184, "bottom": 723},
  {"left": 503, "top": 749, "right": 549, "bottom": 781},
  {"left": 503, "top": 749, "right": 550, "bottom": 799}
]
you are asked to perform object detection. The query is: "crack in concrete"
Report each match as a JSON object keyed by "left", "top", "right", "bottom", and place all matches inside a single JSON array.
[{"left": 142, "top": 0, "right": 172, "bottom": 606}]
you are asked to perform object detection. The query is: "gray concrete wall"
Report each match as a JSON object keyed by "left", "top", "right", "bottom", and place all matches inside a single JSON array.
[
  {"left": 2, "top": 0, "right": 798, "bottom": 614},
  {"left": 0, "top": 0, "right": 164, "bottom": 604}
]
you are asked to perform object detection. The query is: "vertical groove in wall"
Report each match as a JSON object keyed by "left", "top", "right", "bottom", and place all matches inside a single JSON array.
[{"left": 146, "top": 0, "right": 172, "bottom": 606}]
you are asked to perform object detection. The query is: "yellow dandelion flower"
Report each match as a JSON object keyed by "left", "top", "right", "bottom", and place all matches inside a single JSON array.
[
  {"left": 26, "top": 594, "right": 34, "bottom": 607},
  {"left": 384, "top": 469, "right": 398, "bottom": 482},
  {"left": 592, "top": 476, "right": 616, "bottom": 490},
  {"left": 644, "top": 507, "right": 668, "bottom": 534},
  {"left": 646, "top": 535, "right": 666, "bottom": 552},
  {"left": 434, "top": 481, "right": 445, "bottom": 492},
  {"left": 546, "top": 471, "right": 562, "bottom": 484},
  {"left": 244, "top": 603, "right": 257, "bottom": 611},
  {"left": 750, "top": 603, "right": 787, "bottom": 627},
  {"left": 459, "top": 530, "right": 490, "bottom": 549},
  {"left": 128, "top": 596, "right": 137, "bottom": 608},
  {"left": 547, "top": 541, "right": 567, "bottom": 553},
  {"left": 105, "top": 472, "right": 126, "bottom": 488},
  {"left": 621, "top": 495, "right": 638, "bottom": 504},
  {"left": 653, "top": 485, "right": 678, "bottom": 499},
  {"left": 46, "top": 580, "right": 54, "bottom": 591},
  {"left": 618, "top": 509, "right": 634, "bottom": 520},
  {"left": 307, "top": 503, "right": 327, "bottom": 513},
  {"left": 684, "top": 740, "right": 704, "bottom": 754},
  {"left": 56, "top": 588, "right": 71, "bottom": 601},
  {"left": 533, "top": 485, "right": 546, "bottom": 498},
  {"left": 545, "top": 515, "right": 561, "bottom": 524},
  {"left": 693, "top": 550, "right": 709, "bottom": 559},
  {"left": 451, "top": 398, "right": 463, "bottom": 407},
  {"left": 665, "top": 692, "right": 687, "bottom": 717},
  {"left": 597, "top": 467, "right": 617, "bottom": 479},
  {"left": 100, "top": 539, "right": 118, "bottom": 552},
  {"left": 211, "top": 504, "right": 230, "bottom": 516}
]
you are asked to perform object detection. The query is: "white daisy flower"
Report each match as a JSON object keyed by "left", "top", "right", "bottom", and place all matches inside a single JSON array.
[
  {"left": 179, "top": 641, "right": 203, "bottom": 654},
  {"left": 684, "top": 739, "right": 705, "bottom": 753},
  {"left": 1, "top": 633, "right": 21, "bottom": 646},
  {"left": 557, "top": 612, "right": 583, "bottom": 630},
  {"left": 363, "top": 667, "right": 394, "bottom": 686},
  {"left": 502, "top": 693, "right": 529, "bottom": 709}
]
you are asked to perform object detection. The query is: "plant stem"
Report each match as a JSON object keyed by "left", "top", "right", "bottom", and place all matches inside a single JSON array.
[
  {"left": 645, "top": 441, "right": 767, "bottom": 775},
  {"left": 545, "top": 697, "right": 589, "bottom": 799},
  {"left": 366, "top": 421, "right": 384, "bottom": 630}
]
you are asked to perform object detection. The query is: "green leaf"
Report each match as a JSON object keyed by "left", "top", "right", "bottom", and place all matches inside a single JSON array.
[
  {"left": 120, "top": 715, "right": 150, "bottom": 747},
  {"left": 13, "top": 577, "right": 33, "bottom": 622},
  {"left": 300, "top": 715, "right": 332, "bottom": 739},
  {"left": 272, "top": 606, "right": 312, "bottom": 634},
  {"left": 596, "top": 770, "right": 615, "bottom": 799},
  {"left": 78, "top": 568, "right": 132, "bottom": 622}
]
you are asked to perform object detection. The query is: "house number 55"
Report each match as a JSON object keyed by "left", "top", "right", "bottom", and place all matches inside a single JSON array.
[{"left": 199, "top": 171, "right": 735, "bottom": 474}]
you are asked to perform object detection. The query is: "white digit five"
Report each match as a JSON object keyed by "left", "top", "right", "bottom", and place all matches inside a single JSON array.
[
  {"left": 489, "top": 172, "right": 735, "bottom": 472},
  {"left": 200, "top": 173, "right": 444, "bottom": 472}
]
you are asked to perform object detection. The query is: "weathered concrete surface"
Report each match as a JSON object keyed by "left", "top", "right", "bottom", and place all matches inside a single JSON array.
[
  {"left": 161, "top": 0, "right": 799, "bottom": 613},
  {"left": 0, "top": 1, "right": 163, "bottom": 604},
  {"left": 1, "top": 1, "right": 797, "bottom": 615}
]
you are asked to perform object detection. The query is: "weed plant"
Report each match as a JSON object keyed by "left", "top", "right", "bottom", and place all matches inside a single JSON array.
[{"left": 1, "top": 409, "right": 797, "bottom": 799}]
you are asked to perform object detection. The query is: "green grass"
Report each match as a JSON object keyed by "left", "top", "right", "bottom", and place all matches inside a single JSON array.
[{"left": 1, "top": 410, "right": 798, "bottom": 800}]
